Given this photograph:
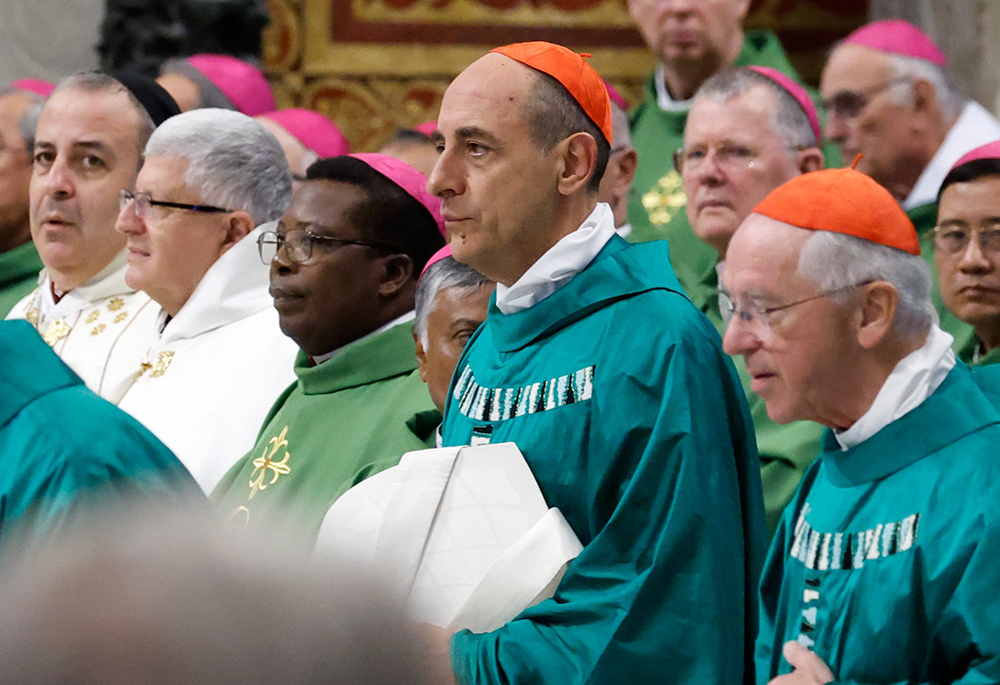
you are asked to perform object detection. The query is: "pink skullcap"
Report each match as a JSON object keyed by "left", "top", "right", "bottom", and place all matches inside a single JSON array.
[
  {"left": 258, "top": 109, "right": 349, "bottom": 158},
  {"left": 350, "top": 153, "right": 445, "bottom": 238},
  {"left": 185, "top": 54, "right": 275, "bottom": 116},
  {"left": 748, "top": 66, "right": 822, "bottom": 145},
  {"left": 949, "top": 140, "right": 1000, "bottom": 173},
  {"left": 842, "top": 20, "right": 947, "bottom": 68},
  {"left": 413, "top": 120, "right": 437, "bottom": 137},
  {"left": 605, "top": 82, "right": 628, "bottom": 112},
  {"left": 420, "top": 244, "right": 453, "bottom": 277},
  {"left": 10, "top": 78, "right": 55, "bottom": 98}
]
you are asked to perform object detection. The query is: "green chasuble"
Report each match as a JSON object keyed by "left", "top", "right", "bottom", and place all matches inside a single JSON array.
[
  {"left": 627, "top": 30, "right": 840, "bottom": 299},
  {"left": 0, "top": 241, "right": 42, "bottom": 318},
  {"left": 443, "top": 236, "right": 768, "bottom": 685},
  {"left": 973, "top": 344, "right": 1000, "bottom": 366},
  {"left": 212, "top": 322, "right": 439, "bottom": 548},
  {"left": 0, "top": 321, "right": 200, "bottom": 549},
  {"left": 757, "top": 362, "right": 1000, "bottom": 684},
  {"left": 698, "top": 264, "right": 824, "bottom": 534},
  {"left": 909, "top": 202, "right": 978, "bottom": 357}
]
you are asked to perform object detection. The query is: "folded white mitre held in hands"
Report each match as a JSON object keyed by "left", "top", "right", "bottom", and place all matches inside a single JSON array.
[{"left": 315, "top": 442, "right": 583, "bottom": 633}]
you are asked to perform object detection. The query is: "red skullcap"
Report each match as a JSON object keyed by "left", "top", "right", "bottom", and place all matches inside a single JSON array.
[
  {"left": 747, "top": 66, "right": 822, "bottom": 145},
  {"left": 842, "top": 20, "right": 947, "bottom": 67},
  {"left": 753, "top": 167, "right": 921, "bottom": 255},
  {"left": 490, "top": 42, "right": 613, "bottom": 144},
  {"left": 258, "top": 109, "right": 350, "bottom": 158},
  {"left": 350, "top": 153, "right": 445, "bottom": 238}
]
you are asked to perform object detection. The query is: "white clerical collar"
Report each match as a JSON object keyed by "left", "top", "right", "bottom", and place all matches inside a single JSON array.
[
  {"left": 615, "top": 221, "right": 632, "bottom": 239},
  {"left": 903, "top": 101, "right": 1000, "bottom": 210},
  {"left": 495, "top": 202, "right": 617, "bottom": 315},
  {"left": 312, "top": 310, "right": 416, "bottom": 365},
  {"left": 654, "top": 64, "right": 695, "bottom": 113},
  {"left": 834, "top": 325, "right": 956, "bottom": 450}
]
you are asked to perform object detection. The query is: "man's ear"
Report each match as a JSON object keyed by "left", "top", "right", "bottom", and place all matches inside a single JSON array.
[
  {"left": 613, "top": 148, "right": 639, "bottom": 198},
  {"left": 556, "top": 132, "right": 598, "bottom": 196},
  {"left": 220, "top": 211, "right": 255, "bottom": 253},
  {"left": 911, "top": 78, "right": 938, "bottom": 115},
  {"left": 413, "top": 328, "right": 429, "bottom": 382},
  {"left": 796, "top": 147, "right": 825, "bottom": 174},
  {"left": 856, "top": 281, "right": 898, "bottom": 349},
  {"left": 377, "top": 253, "right": 415, "bottom": 298}
]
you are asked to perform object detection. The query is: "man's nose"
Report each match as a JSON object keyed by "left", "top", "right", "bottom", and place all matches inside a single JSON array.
[
  {"left": 957, "top": 233, "right": 994, "bottom": 273},
  {"left": 114, "top": 200, "right": 144, "bottom": 237},
  {"left": 40, "top": 157, "right": 74, "bottom": 198},
  {"left": 427, "top": 145, "right": 463, "bottom": 199}
]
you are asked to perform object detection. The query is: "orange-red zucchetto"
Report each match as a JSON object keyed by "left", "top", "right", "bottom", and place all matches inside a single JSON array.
[
  {"left": 490, "top": 42, "right": 613, "bottom": 145},
  {"left": 752, "top": 167, "right": 921, "bottom": 255}
]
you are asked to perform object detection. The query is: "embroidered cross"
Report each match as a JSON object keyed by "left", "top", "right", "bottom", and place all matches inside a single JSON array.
[{"left": 248, "top": 426, "right": 292, "bottom": 500}]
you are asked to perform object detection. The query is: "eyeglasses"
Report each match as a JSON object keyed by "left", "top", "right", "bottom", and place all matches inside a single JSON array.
[
  {"left": 119, "top": 189, "right": 232, "bottom": 219},
  {"left": 821, "top": 77, "right": 910, "bottom": 120},
  {"left": 721, "top": 280, "right": 874, "bottom": 339},
  {"left": 257, "top": 227, "right": 398, "bottom": 265},
  {"left": 934, "top": 224, "right": 1000, "bottom": 256},
  {"left": 671, "top": 142, "right": 798, "bottom": 175}
]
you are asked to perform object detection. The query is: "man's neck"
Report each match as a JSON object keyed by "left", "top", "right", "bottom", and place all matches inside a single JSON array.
[
  {"left": 660, "top": 33, "right": 746, "bottom": 102},
  {"left": 890, "top": 117, "right": 955, "bottom": 202},
  {"left": 500, "top": 198, "right": 598, "bottom": 287}
]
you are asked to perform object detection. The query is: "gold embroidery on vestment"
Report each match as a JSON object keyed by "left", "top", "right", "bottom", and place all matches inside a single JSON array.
[
  {"left": 90, "top": 323, "right": 107, "bottom": 336},
  {"left": 86, "top": 310, "right": 100, "bottom": 324},
  {"left": 107, "top": 297, "right": 125, "bottom": 311},
  {"left": 248, "top": 426, "right": 292, "bottom": 499},
  {"left": 42, "top": 319, "right": 70, "bottom": 346},
  {"left": 150, "top": 351, "right": 174, "bottom": 377},
  {"left": 641, "top": 170, "right": 687, "bottom": 227},
  {"left": 114, "top": 312, "right": 128, "bottom": 324},
  {"left": 24, "top": 306, "right": 39, "bottom": 327}
]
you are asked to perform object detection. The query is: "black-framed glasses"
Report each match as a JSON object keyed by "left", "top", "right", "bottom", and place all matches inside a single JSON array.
[
  {"left": 821, "top": 77, "right": 910, "bottom": 120},
  {"left": 257, "top": 227, "right": 398, "bottom": 265},
  {"left": 720, "top": 280, "right": 874, "bottom": 339},
  {"left": 934, "top": 224, "right": 1000, "bottom": 256},
  {"left": 119, "top": 189, "right": 232, "bottom": 219}
]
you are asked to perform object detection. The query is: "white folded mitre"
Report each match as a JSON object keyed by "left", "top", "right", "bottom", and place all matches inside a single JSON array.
[{"left": 315, "top": 442, "right": 583, "bottom": 633}]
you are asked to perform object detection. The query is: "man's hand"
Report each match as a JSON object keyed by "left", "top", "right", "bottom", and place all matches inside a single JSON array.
[
  {"left": 767, "top": 641, "right": 836, "bottom": 685},
  {"left": 418, "top": 623, "right": 459, "bottom": 685}
]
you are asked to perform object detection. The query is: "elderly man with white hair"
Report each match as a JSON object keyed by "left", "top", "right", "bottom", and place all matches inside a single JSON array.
[
  {"left": 722, "top": 167, "right": 1000, "bottom": 684},
  {"left": 116, "top": 108, "right": 298, "bottom": 493}
]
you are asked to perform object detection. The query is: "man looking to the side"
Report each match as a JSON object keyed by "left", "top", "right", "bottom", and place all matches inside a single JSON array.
[
  {"left": 426, "top": 40, "right": 766, "bottom": 684},
  {"left": 212, "top": 154, "right": 445, "bottom": 547},
  {"left": 722, "top": 167, "right": 1000, "bottom": 684},
  {"left": 6, "top": 73, "right": 168, "bottom": 402}
]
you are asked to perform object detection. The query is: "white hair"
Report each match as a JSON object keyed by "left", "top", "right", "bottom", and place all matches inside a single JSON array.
[
  {"left": 797, "top": 230, "right": 935, "bottom": 340},
  {"left": 695, "top": 68, "right": 819, "bottom": 150},
  {"left": 144, "top": 108, "right": 292, "bottom": 224},
  {"left": 413, "top": 256, "right": 492, "bottom": 347},
  {"left": 886, "top": 54, "right": 963, "bottom": 123}
]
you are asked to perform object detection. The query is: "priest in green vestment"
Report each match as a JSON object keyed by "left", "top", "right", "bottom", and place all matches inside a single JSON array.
[
  {"left": 722, "top": 166, "right": 1000, "bottom": 684},
  {"left": 624, "top": 0, "right": 838, "bottom": 299},
  {"left": 0, "top": 320, "right": 200, "bottom": 550},
  {"left": 0, "top": 86, "right": 44, "bottom": 316},
  {"left": 933, "top": 141, "right": 1000, "bottom": 367},
  {"left": 679, "top": 66, "right": 828, "bottom": 532},
  {"left": 212, "top": 154, "right": 445, "bottom": 548},
  {"left": 820, "top": 19, "right": 1000, "bottom": 358},
  {"left": 426, "top": 41, "right": 767, "bottom": 685}
]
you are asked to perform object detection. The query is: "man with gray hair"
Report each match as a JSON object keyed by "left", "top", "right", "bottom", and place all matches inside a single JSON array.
[
  {"left": 821, "top": 19, "right": 1000, "bottom": 357},
  {"left": 6, "top": 73, "right": 163, "bottom": 403},
  {"left": 723, "top": 167, "right": 1000, "bottom": 684},
  {"left": 679, "top": 65, "right": 825, "bottom": 531},
  {"left": 116, "top": 108, "right": 298, "bottom": 493},
  {"left": 0, "top": 82, "right": 45, "bottom": 315},
  {"left": 412, "top": 245, "right": 494, "bottom": 418}
]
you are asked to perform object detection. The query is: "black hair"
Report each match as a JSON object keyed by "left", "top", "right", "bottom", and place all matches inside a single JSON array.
[
  {"left": 938, "top": 158, "right": 1000, "bottom": 202},
  {"left": 522, "top": 70, "right": 610, "bottom": 193},
  {"left": 305, "top": 157, "right": 445, "bottom": 274}
]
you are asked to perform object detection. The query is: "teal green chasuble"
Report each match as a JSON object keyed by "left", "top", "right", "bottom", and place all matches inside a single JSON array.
[
  {"left": 627, "top": 30, "right": 840, "bottom": 299},
  {"left": 212, "top": 322, "right": 438, "bottom": 548},
  {"left": 443, "top": 237, "right": 768, "bottom": 685},
  {"left": 0, "top": 320, "right": 199, "bottom": 548},
  {"left": 0, "top": 241, "right": 42, "bottom": 318},
  {"left": 757, "top": 363, "right": 1000, "bottom": 684}
]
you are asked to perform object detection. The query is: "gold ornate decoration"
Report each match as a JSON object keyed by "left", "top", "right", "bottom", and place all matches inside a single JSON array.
[
  {"left": 24, "top": 306, "right": 38, "bottom": 327},
  {"left": 86, "top": 310, "right": 100, "bottom": 324},
  {"left": 107, "top": 297, "right": 125, "bottom": 312},
  {"left": 641, "top": 171, "right": 687, "bottom": 227},
  {"left": 248, "top": 425, "right": 292, "bottom": 499},
  {"left": 90, "top": 324, "right": 107, "bottom": 336},
  {"left": 114, "top": 312, "right": 128, "bottom": 324},
  {"left": 42, "top": 319, "right": 70, "bottom": 347},
  {"left": 140, "top": 350, "right": 176, "bottom": 378}
]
